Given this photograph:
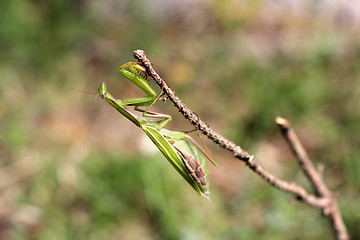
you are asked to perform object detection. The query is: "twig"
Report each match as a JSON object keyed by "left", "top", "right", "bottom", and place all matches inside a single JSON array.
[
  {"left": 276, "top": 117, "right": 348, "bottom": 240},
  {"left": 276, "top": 117, "right": 330, "bottom": 197},
  {"left": 132, "top": 50, "right": 348, "bottom": 240}
]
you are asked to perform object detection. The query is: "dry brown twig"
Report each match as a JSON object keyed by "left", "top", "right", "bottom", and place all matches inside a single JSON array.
[{"left": 133, "top": 49, "right": 348, "bottom": 240}]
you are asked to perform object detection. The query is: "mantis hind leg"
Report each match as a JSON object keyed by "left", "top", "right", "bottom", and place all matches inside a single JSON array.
[
  {"left": 137, "top": 90, "right": 166, "bottom": 117},
  {"left": 184, "top": 112, "right": 218, "bottom": 167},
  {"left": 134, "top": 104, "right": 172, "bottom": 130}
]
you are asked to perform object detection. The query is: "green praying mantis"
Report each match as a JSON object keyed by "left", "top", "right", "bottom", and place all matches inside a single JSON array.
[{"left": 97, "top": 62, "right": 218, "bottom": 199}]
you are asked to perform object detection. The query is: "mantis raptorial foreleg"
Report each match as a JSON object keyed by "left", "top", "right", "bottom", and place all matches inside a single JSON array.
[{"left": 118, "top": 62, "right": 165, "bottom": 118}]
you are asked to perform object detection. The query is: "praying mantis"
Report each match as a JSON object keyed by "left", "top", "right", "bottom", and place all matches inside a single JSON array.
[{"left": 97, "top": 62, "right": 217, "bottom": 199}]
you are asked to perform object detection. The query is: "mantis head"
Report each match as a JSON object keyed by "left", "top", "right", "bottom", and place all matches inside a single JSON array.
[{"left": 98, "top": 82, "right": 107, "bottom": 99}]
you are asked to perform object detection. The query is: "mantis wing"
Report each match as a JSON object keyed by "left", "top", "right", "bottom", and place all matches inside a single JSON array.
[
  {"left": 173, "top": 139, "right": 210, "bottom": 198},
  {"left": 141, "top": 125, "right": 205, "bottom": 197}
]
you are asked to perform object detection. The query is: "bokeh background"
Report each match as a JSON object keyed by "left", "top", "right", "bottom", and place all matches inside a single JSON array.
[{"left": 1, "top": 0, "right": 359, "bottom": 239}]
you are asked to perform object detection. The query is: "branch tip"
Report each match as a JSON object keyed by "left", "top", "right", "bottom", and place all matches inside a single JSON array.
[{"left": 276, "top": 116, "right": 289, "bottom": 128}]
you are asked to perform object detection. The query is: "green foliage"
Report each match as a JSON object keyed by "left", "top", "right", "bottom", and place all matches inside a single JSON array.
[{"left": 1, "top": 1, "right": 359, "bottom": 239}]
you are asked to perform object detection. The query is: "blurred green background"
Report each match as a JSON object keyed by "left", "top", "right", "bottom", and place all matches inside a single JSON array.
[{"left": 1, "top": 0, "right": 359, "bottom": 239}]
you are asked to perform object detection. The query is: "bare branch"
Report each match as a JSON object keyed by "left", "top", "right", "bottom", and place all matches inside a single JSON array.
[
  {"left": 276, "top": 117, "right": 330, "bottom": 196},
  {"left": 276, "top": 117, "right": 348, "bottom": 240},
  {"left": 245, "top": 159, "right": 331, "bottom": 208},
  {"left": 132, "top": 50, "right": 348, "bottom": 240}
]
